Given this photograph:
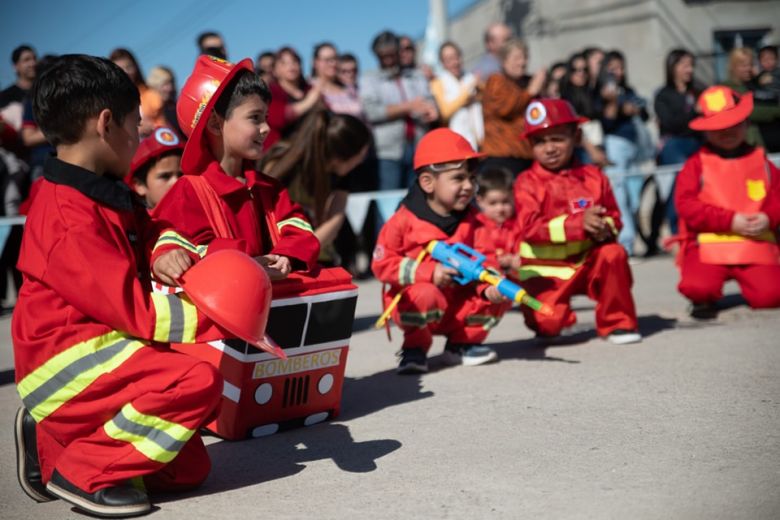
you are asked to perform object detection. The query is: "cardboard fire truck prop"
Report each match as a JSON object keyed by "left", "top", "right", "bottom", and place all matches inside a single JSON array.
[{"left": 157, "top": 266, "right": 357, "bottom": 440}]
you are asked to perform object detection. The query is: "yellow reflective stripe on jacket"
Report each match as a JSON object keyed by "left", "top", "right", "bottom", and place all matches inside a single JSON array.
[
  {"left": 548, "top": 215, "right": 568, "bottom": 243},
  {"left": 603, "top": 216, "right": 618, "bottom": 236},
  {"left": 465, "top": 314, "right": 501, "bottom": 330},
  {"left": 104, "top": 403, "right": 195, "bottom": 463},
  {"left": 399, "top": 309, "right": 444, "bottom": 327},
  {"left": 518, "top": 264, "right": 578, "bottom": 281},
  {"left": 398, "top": 257, "right": 419, "bottom": 285},
  {"left": 698, "top": 231, "right": 776, "bottom": 244},
  {"left": 153, "top": 231, "right": 207, "bottom": 258},
  {"left": 17, "top": 332, "right": 146, "bottom": 422},
  {"left": 277, "top": 217, "right": 314, "bottom": 233},
  {"left": 151, "top": 293, "right": 198, "bottom": 343},
  {"left": 519, "top": 240, "right": 592, "bottom": 260}
]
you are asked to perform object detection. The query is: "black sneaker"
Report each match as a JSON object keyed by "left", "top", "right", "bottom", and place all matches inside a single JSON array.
[
  {"left": 46, "top": 469, "right": 151, "bottom": 518},
  {"left": 396, "top": 348, "right": 428, "bottom": 375},
  {"left": 690, "top": 302, "right": 718, "bottom": 321},
  {"left": 14, "top": 407, "right": 56, "bottom": 502}
]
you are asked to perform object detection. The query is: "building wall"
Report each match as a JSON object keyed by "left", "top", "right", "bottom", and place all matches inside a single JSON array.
[{"left": 448, "top": 0, "right": 778, "bottom": 104}]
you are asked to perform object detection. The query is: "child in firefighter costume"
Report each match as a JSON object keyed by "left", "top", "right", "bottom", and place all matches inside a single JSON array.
[
  {"left": 12, "top": 55, "right": 239, "bottom": 517},
  {"left": 474, "top": 167, "right": 521, "bottom": 274},
  {"left": 372, "top": 129, "right": 509, "bottom": 374},
  {"left": 514, "top": 99, "right": 642, "bottom": 344},
  {"left": 152, "top": 56, "right": 319, "bottom": 277},
  {"left": 675, "top": 85, "right": 780, "bottom": 319},
  {"left": 126, "top": 126, "right": 184, "bottom": 210}
]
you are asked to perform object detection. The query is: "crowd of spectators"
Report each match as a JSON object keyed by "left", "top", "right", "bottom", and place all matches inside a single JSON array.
[{"left": 1, "top": 25, "right": 780, "bottom": 301}]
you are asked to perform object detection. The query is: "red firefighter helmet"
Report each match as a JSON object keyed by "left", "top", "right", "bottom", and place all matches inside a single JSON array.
[
  {"left": 125, "top": 127, "right": 184, "bottom": 185},
  {"left": 179, "top": 250, "right": 285, "bottom": 359},
  {"left": 177, "top": 55, "right": 254, "bottom": 174},
  {"left": 413, "top": 128, "right": 485, "bottom": 171},
  {"left": 522, "top": 99, "right": 587, "bottom": 138},
  {"left": 689, "top": 85, "right": 753, "bottom": 131}
]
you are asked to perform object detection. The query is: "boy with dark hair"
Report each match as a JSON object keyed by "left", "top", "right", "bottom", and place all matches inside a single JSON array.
[
  {"left": 515, "top": 99, "right": 641, "bottom": 344},
  {"left": 675, "top": 86, "right": 780, "bottom": 319},
  {"left": 13, "top": 54, "right": 227, "bottom": 518},
  {"left": 153, "top": 56, "right": 319, "bottom": 279},
  {"left": 372, "top": 128, "right": 509, "bottom": 374},
  {"left": 127, "top": 126, "right": 184, "bottom": 209},
  {"left": 475, "top": 167, "right": 520, "bottom": 273}
]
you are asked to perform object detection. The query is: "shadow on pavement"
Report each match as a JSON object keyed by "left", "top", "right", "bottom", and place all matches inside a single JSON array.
[
  {"left": 339, "top": 367, "right": 433, "bottom": 421},
  {"left": 487, "top": 338, "right": 583, "bottom": 363},
  {"left": 637, "top": 314, "right": 678, "bottom": 338},
  {"left": 156, "top": 423, "right": 401, "bottom": 501},
  {"left": 0, "top": 368, "right": 14, "bottom": 386},
  {"left": 351, "top": 314, "right": 382, "bottom": 334}
]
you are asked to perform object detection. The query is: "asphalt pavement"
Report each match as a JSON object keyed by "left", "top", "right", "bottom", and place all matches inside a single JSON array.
[{"left": 0, "top": 256, "right": 778, "bottom": 519}]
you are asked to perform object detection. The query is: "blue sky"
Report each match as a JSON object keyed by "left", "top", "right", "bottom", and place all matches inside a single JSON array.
[{"left": 1, "top": 0, "right": 478, "bottom": 88}]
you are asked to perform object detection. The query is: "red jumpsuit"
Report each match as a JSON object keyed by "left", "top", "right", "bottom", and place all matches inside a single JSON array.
[
  {"left": 13, "top": 158, "right": 227, "bottom": 494},
  {"left": 474, "top": 212, "right": 521, "bottom": 273},
  {"left": 152, "top": 160, "right": 319, "bottom": 269},
  {"left": 514, "top": 161, "right": 638, "bottom": 337},
  {"left": 371, "top": 205, "right": 508, "bottom": 351},
  {"left": 675, "top": 146, "right": 780, "bottom": 308}
]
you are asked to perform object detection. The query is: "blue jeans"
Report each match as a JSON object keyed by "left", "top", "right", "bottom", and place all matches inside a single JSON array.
[
  {"left": 377, "top": 140, "right": 416, "bottom": 191},
  {"left": 657, "top": 136, "right": 701, "bottom": 234},
  {"left": 604, "top": 135, "right": 643, "bottom": 255}
]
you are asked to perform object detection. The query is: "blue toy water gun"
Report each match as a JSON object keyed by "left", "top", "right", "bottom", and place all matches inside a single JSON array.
[{"left": 426, "top": 240, "right": 552, "bottom": 315}]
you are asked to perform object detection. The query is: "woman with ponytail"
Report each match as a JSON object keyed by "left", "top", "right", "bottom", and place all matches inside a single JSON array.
[{"left": 261, "top": 109, "right": 371, "bottom": 262}]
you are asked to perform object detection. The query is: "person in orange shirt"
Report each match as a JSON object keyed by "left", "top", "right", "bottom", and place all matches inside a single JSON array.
[{"left": 675, "top": 85, "right": 780, "bottom": 319}]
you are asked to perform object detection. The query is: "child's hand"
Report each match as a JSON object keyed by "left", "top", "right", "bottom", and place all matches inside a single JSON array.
[
  {"left": 433, "top": 263, "right": 458, "bottom": 287},
  {"left": 731, "top": 213, "right": 753, "bottom": 235},
  {"left": 153, "top": 249, "right": 193, "bottom": 286},
  {"left": 744, "top": 212, "right": 770, "bottom": 236},
  {"left": 257, "top": 254, "right": 292, "bottom": 281},
  {"left": 484, "top": 285, "right": 506, "bottom": 304},
  {"left": 498, "top": 253, "right": 515, "bottom": 270},
  {"left": 583, "top": 206, "right": 607, "bottom": 237}
]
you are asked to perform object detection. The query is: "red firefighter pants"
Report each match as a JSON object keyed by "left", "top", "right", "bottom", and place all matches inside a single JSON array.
[
  {"left": 678, "top": 244, "right": 780, "bottom": 308},
  {"left": 521, "top": 243, "right": 638, "bottom": 337},
  {"left": 34, "top": 345, "right": 223, "bottom": 494},
  {"left": 389, "top": 283, "right": 510, "bottom": 351}
]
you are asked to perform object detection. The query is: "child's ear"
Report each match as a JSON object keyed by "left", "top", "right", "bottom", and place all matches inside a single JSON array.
[
  {"left": 574, "top": 127, "right": 583, "bottom": 146},
  {"left": 95, "top": 108, "right": 113, "bottom": 139},
  {"left": 418, "top": 171, "right": 435, "bottom": 194},
  {"left": 206, "top": 112, "right": 223, "bottom": 136},
  {"left": 132, "top": 178, "right": 148, "bottom": 197}
]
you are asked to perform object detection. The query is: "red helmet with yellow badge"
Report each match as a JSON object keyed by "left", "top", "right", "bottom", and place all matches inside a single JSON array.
[
  {"left": 177, "top": 55, "right": 254, "bottom": 174},
  {"left": 522, "top": 99, "right": 587, "bottom": 138},
  {"left": 689, "top": 85, "right": 753, "bottom": 131}
]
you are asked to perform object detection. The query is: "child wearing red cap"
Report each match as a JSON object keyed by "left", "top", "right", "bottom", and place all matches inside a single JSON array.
[
  {"left": 371, "top": 128, "right": 509, "bottom": 374},
  {"left": 675, "top": 86, "right": 780, "bottom": 319},
  {"left": 127, "top": 127, "right": 184, "bottom": 209},
  {"left": 152, "top": 56, "right": 319, "bottom": 280},
  {"left": 515, "top": 99, "right": 641, "bottom": 344}
]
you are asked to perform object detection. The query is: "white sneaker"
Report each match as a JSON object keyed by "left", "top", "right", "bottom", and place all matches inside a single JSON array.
[
  {"left": 607, "top": 329, "right": 642, "bottom": 345},
  {"left": 461, "top": 345, "right": 498, "bottom": 366}
]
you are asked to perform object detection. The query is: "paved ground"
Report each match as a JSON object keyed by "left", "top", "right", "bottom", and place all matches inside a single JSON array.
[{"left": 0, "top": 256, "right": 778, "bottom": 519}]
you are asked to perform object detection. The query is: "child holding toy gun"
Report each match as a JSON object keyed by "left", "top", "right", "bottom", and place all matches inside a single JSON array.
[
  {"left": 372, "top": 129, "right": 509, "bottom": 374},
  {"left": 514, "top": 99, "right": 642, "bottom": 344}
]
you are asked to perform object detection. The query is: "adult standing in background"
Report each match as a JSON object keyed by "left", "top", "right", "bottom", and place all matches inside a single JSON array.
[
  {"left": 338, "top": 54, "right": 360, "bottom": 91},
  {"left": 481, "top": 38, "right": 546, "bottom": 175},
  {"left": 650, "top": 48, "right": 704, "bottom": 252},
  {"left": 197, "top": 31, "right": 227, "bottom": 59},
  {"left": 109, "top": 48, "right": 164, "bottom": 137},
  {"left": 560, "top": 52, "right": 607, "bottom": 166},
  {"left": 312, "top": 42, "right": 364, "bottom": 119},
  {"left": 360, "top": 30, "right": 438, "bottom": 190},
  {"left": 0, "top": 45, "right": 36, "bottom": 132},
  {"left": 472, "top": 23, "right": 513, "bottom": 80},
  {"left": 146, "top": 66, "right": 182, "bottom": 136},
  {"left": 265, "top": 46, "right": 323, "bottom": 150},
  {"left": 429, "top": 41, "right": 483, "bottom": 150}
]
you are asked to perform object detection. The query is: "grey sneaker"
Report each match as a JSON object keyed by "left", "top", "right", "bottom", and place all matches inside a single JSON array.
[
  {"left": 461, "top": 344, "right": 498, "bottom": 366},
  {"left": 397, "top": 348, "right": 428, "bottom": 374},
  {"left": 607, "top": 329, "right": 642, "bottom": 345}
]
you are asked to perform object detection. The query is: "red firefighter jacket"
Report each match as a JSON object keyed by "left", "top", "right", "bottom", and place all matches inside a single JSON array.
[
  {"left": 474, "top": 212, "right": 520, "bottom": 270},
  {"left": 152, "top": 160, "right": 319, "bottom": 270},
  {"left": 514, "top": 161, "right": 622, "bottom": 280},
  {"left": 675, "top": 145, "right": 780, "bottom": 265},
  {"left": 372, "top": 203, "right": 489, "bottom": 297},
  {"left": 12, "top": 158, "right": 223, "bottom": 422}
]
